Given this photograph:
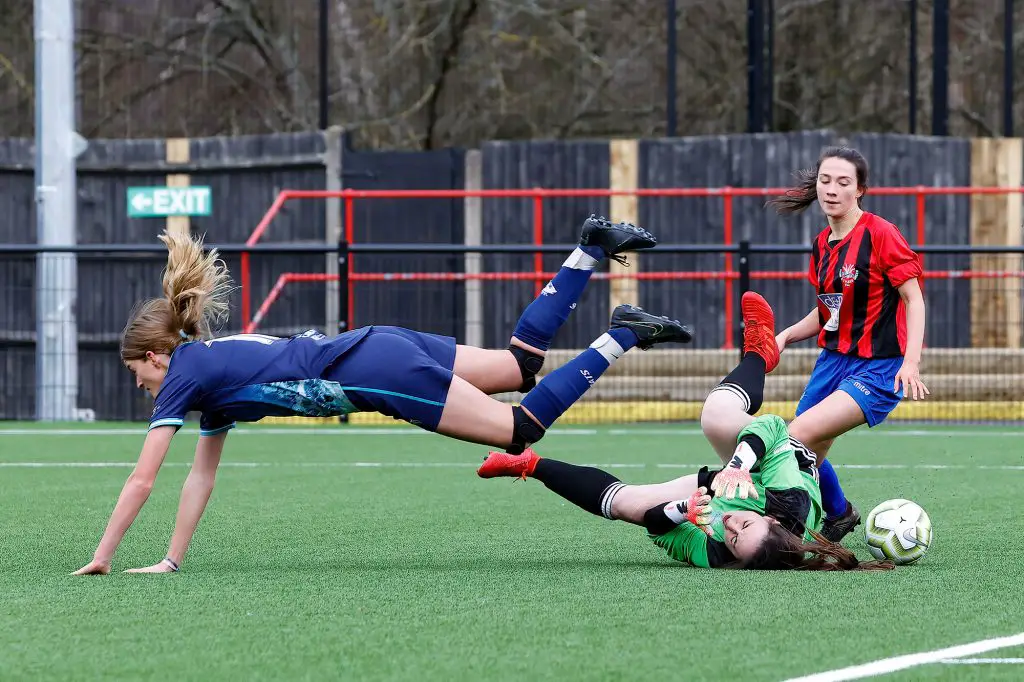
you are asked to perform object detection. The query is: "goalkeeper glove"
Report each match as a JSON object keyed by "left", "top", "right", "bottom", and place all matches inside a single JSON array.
[{"left": 711, "top": 441, "right": 760, "bottom": 501}]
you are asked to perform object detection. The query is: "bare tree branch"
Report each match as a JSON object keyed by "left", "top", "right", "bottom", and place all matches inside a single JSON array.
[
  {"left": 423, "top": 0, "right": 480, "bottom": 149},
  {"left": 2, "top": 0, "right": 1019, "bottom": 144}
]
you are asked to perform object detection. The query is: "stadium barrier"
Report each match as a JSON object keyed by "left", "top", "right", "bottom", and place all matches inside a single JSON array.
[
  {"left": 1, "top": 182, "right": 1021, "bottom": 423},
  {"left": 235, "top": 184, "right": 1023, "bottom": 424},
  {"left": 240, "top": 185, "right": 1024, "bottom": 350},
  {"left": 1, "top": 240, "right": 1020, "bottom": 423},
  {"left": 234, "top": 241, "right": 1023, "bottom": 425}
]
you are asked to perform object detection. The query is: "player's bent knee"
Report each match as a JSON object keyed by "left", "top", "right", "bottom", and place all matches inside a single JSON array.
[
  {"left": 507, "top": 404, "right": 545, "bottom": 454},
  {"left": 700, "top": 392, "right": 737, "bottom": 449},
  {"left": 508, "top": 344, "right": 545, "bottom": 392},
  {"left": 700, "top": 389, "right": 725, "bottom": 427}
]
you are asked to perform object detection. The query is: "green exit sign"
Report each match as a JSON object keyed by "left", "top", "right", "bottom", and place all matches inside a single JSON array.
[{"left": 127, "top": 186, "right": 212, "bottom": 217}]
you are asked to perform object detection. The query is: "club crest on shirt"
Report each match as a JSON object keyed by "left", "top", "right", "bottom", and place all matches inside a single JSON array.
[
  {"left": 818, "top": 293, "right": 843, "bottom": 332},
  {"left": 839, "top": 263, "right": 859, "bottom": 288}
]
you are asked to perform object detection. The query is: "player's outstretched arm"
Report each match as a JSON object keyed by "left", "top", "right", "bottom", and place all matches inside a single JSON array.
[
  {"left": 125, "top": 431, "right": 227, "bottom": 574},
  {"left": 777, "top": 307, "right": 820, "bottom": 352},
  {"left": 72, "top": 426, "right": 176, "bottom": 575},
  {"left": 894, "top": 278, "right": 929, "bottom": 401}
]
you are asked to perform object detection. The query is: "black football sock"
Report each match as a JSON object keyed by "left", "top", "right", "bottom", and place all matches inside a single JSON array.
[
  {"left": 532, "top": 458, "right": 624, "bottom": 520},
  {"left": 715, "top": 353, "right": 767, "bottom": 415}
]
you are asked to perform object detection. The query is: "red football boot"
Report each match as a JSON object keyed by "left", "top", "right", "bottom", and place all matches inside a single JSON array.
[
  {"left": 741, "top": 291, "right": 780, "bottom": 373},
  {"left": 476, "top": 448, "right": 541, "bottom": 480}
]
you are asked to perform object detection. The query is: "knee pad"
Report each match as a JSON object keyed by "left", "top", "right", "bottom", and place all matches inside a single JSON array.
[
  {"left": 508, "top": 344, "right": 545, "bottom": 392},
  {"left": 507, "top": 404, "right": 546, "bottom": 454}
]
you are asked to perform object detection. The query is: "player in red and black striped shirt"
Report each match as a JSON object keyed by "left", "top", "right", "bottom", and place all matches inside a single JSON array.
[{"left": 769, "top": 147, "right": 929, "bottom": 542}]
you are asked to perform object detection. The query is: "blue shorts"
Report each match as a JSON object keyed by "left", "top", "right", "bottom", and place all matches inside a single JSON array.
[
  {"left": 326, "top": 326, "right": 457, "bottom": 431},
  {"left": 796, "top": 349, "right": 904, "bottom": 428}
]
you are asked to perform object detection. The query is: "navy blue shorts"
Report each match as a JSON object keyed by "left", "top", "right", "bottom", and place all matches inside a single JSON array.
[
  {"left": 326, "top": 326, "right": 457, "bottom": 431},
  {"left": 796, "top": 349, "right": 904, "bottom": 428}
]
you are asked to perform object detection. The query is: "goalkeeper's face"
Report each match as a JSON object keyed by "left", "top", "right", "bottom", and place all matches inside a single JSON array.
[{"left": 722, "top": 511, "right": 776, "bottom": 562}]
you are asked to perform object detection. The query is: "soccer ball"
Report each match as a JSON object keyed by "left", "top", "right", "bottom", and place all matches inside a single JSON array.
[{"left": 864, "top": 499, "right": 932, "bottom": 565}]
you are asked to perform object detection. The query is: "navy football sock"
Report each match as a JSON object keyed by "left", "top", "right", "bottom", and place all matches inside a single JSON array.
[
  {"left": 511, "top": 245, "right": 604, "bottom": 351},
  {"left": 520, "top": 327, "right": 637, "bottom": 428}
]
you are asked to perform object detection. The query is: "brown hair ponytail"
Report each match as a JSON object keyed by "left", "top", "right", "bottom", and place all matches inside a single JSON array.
[
  {"left": 766, "top": 145, "right": 870, "bottom": 215},
  {"left": 742, "top": 523, "right": 895, "bottom": 572},
  {"left": 120, "top": 230, "right": 232, "bottom": 361}
]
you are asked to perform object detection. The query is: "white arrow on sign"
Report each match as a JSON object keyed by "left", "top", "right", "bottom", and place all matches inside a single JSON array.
[{"left": 131, "top": 193, "right": 153, "bottom": 211}]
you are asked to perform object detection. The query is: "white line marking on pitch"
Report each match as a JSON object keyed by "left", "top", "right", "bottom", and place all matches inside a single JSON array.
[
  {"left": 0, "top": 427, "right": 599, "bottom": 437},
  {"left": 0, "top": 426, "right": 1019, "bottom": 437},
  {"left": 0, "top": 461, "right": 1023, "bottom": 471},
  {"left": 608, "top": 428, "right": 1023, "bottom": 438},
  {"left": 783, "top": 631, "right": 1024, "bottom": 681},
  {"left": 0, "top": 462, "right": 600, "bottom": 469},
  {"left": 938, "top": 658, "right": 1024, "bottom": 664}
]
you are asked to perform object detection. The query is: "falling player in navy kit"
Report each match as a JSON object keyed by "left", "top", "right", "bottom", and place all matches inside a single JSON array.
[{"left": 73, "top": 217, "right": 693, "bottom": 575}]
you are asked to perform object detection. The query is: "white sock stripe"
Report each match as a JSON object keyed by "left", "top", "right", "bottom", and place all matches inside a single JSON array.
[
  {"left": 562, "top": 247, "right": 600, "bottom": 271},
  {"left": 600, "top": 482, "right": 626, "bottom": 519},
  {"left": 589, "top": 333, "right": 626, "bottom": 364},
  {"left": 600, "top": 482, "right": 617, "bottom": 519},
  {"left": 709, "top": 383, "right": 751, "bottom": 413}
]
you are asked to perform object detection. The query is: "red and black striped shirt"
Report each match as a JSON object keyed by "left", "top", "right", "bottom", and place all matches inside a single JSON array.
[{"left": 808, "top": 212, "right": 923, "bottom": 359}]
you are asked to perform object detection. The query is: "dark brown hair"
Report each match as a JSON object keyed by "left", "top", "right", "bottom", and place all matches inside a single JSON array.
[
  {"left": 767, "top": 145, "right": 870, "bottom": 215},
  {"left": 740, "top": 522, "right": 895, "bottom": 571}
]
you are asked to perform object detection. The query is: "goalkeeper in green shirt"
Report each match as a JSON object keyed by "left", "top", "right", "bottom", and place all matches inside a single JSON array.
[{"left": 478, "top": 292, "right": 893, "bottom": 571}]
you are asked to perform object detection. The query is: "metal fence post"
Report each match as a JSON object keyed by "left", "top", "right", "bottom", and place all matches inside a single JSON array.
[
  {"left": 336, "top": 237, "right": 350, "bottom": 424},
  {"left": 736, "top": 239, "right": 752, "bottom": 354},
  {"left": 337, "top": 239, "right": 350, "bottom": 334}
]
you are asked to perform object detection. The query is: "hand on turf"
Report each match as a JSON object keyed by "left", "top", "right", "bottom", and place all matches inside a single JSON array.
[
  {"left": 894, "top": 359, "right": 929, "bottom": 401},
  {"left": 711, "top": 467, "right": 759, "bottom": 501},
  {"left": 124, "top": 561, "right": 176, "bottom": 574},
  {"left": 72, "top": 559, "right": 111, "bottom": 576}
]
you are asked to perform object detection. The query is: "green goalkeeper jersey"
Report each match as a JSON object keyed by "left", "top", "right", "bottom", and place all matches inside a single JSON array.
[{"left": 650, "top": 414, "right": 823, "bottom": 568}]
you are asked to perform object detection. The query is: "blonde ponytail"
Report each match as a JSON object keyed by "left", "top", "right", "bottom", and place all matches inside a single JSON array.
[{"left": 120, "top": 230, "right": 232, "bottom": 361}]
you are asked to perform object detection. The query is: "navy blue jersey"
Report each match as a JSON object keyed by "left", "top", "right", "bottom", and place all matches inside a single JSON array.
[{"left": 149, "top": 328, "right": 371, "bottom": 435}]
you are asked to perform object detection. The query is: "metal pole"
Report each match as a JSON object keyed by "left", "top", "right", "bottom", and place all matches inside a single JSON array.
[
  {"left": 746, "top": 0, "right": 764, "bottom": 132},
  {"left": 337, "top": 239, "right": 349, "bottom": 334},
  {"left": 909, "top": 0, "right": 917, "bottom": 133},
  {"left": 336, "top": 236, "right": 350, "bottom": 424},
  {"left": 318, "top": 0, "right": 329, "bottom": 129},
  {"left": 666, "top": 0, "right": 678, "bottom": 137},
  {"left": 932, "top": 0, "right": 949, "bottom": 136},
  {"left": 463, "top": 150, "right": 484, "bottom": 347},
  {"left": 34, "top": 0, "right": 83, "bottom": 422},
  {"left": 736, "top": 240, "right": 751, "bottom": 355},
  {"left": 1005, "top": 0, "right": 1014, "bottom": 137}
]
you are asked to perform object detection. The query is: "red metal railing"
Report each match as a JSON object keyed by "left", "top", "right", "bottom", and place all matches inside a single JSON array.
[
  {"left": 244, "top": 269, "right": 1024, "bottom": 334},
  {"left": 241, "top": 186, "right": 1024, "bottom": 341}
]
